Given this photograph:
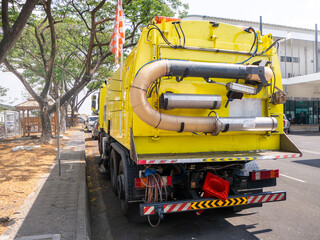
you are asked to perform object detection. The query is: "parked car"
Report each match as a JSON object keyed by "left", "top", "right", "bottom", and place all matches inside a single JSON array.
[
  {"left": 77, "top": 116, "right": 86, "bottom": 124},
  {"left": 86, "top": 115, "right": 98, "bottom": 132},
  {"left": 91, "top": 120, "right": 99, "bottom": 140},
  {"left": 283, "top": 114, "right": 290, "bottom": 134}
]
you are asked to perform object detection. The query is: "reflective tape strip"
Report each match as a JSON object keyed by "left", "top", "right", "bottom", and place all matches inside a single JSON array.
[
  {"left": 144, "top": 206, "right": 155, "bottom": 215},
  {"left": 137, "top": 153, "right": 301, "bottom": 165},
  {"left": 247, "top": 193, "right": 285, "bottom": 204},
  {"left": 173, "top": 203, "right": 182, "bottom": 212},
  {"left": 255, "top": 171, "right": 261, "bottom": 180},
  {"left": 270, "top": 194, "right": 278, "bottom": 202},
  {"left": 274, "top": 153, "right": 301, "bottom": 159},
  {"left": 138, "top": 159, "right": 179, "bottom": 165},
  {"left": 260, "top": 194, "right": 270, "bottom": 203},
  {"left": 254, "top": 195, "right": 263, "bottom": 203},
  {"left": 164, "top": 203, "right": 191, "bottom": 213}
]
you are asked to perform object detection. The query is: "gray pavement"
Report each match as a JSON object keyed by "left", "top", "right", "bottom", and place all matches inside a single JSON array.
[{"left": 1, "top": 130, "right": 90, "bottom": 240}]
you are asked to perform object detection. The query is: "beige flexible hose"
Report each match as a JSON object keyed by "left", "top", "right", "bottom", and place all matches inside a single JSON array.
[{"left": 130, "top": 60, "right": 276, "bottom": 133}]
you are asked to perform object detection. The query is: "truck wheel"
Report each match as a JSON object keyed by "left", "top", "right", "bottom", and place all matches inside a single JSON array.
[
  {"left": 98, "top": 132, "right": 102, "bottom": 155},
  {"left": 118, "top": 159, "right": 128, "bottom": 216},
  {"left": 117, "top": 157, "right": 142, "bottom": 217},
  {"left": 110, "top": 149, "right": 119, "bottom": 194}
]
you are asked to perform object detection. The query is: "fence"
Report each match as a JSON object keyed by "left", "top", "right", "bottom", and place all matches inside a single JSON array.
[{"left": 0, "top": 111, "right": 22, "bottom": 139}]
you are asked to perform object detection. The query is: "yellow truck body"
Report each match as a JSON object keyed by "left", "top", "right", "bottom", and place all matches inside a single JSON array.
[
  {"left": 97, "top": 17, "right": 301, "bottom": 222},
  {"left": 99, "top": 19, "right": 299, "bottom": 161}
]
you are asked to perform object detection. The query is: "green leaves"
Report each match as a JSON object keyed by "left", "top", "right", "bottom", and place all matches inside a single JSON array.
[
  {"left": 0, "top": 85, "right": 8, "bottom": 97},
  {"left": 4, "top": 0, "right": 188, "bottom": 107}
]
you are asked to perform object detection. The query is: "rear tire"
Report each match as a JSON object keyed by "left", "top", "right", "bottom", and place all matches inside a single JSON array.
[
  {"left": 110, "top": 149, "right": 119, "bottom": 194},
  {"left": 118, "top": 160, "right": 128, "bottom": 216}
]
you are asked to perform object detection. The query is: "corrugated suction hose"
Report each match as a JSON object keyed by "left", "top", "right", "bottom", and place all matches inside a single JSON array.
[{"left": 130, "top": 60, "right": 277, "bottom": 134}]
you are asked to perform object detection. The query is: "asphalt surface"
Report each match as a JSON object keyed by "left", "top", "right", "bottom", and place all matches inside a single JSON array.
[{"left": 86, "top": 132, "right": 320, "bottom": 240}]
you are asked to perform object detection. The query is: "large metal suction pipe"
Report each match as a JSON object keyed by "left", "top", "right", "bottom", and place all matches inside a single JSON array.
[
  {"left": 130, "top": 60, "right": 276, "bottom": 133},
  {"left": 167, "top": 60, "right": 273, "bottom": 82},
  {"left": 159, "top": 93, "right": 222, "bottom": 110},
  {"left": 220, "top": 117, "right": 278, "bottom": 132}
]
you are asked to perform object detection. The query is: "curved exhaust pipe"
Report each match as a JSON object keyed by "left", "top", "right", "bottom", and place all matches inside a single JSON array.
[{"left": 130, "top": 60, "right": 277, "bottom": 134}]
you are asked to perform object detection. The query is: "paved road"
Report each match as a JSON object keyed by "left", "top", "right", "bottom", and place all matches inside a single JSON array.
[{"left": 86, "top": 132, "right": 320, "bottom": 240}]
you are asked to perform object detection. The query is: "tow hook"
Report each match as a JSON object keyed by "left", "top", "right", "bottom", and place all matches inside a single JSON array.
[{"left": 156, "top": 207, "right": 164, "bottom": 220}]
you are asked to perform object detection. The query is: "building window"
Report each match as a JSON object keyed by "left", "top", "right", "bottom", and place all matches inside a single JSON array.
[{"left": 281, "top": 56, "right": 300, "bottom": 63}]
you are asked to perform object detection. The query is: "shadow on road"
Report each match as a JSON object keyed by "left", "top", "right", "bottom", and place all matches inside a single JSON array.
[{"left": 293, "top": 159, "right": 320, "bottom": 169}]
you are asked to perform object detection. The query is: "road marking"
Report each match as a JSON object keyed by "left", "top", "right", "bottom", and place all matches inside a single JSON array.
[
  {"left": 280, "top": 173, "right": 306, "bottom": 183},
  {"left": 301, "top": 149, "right": 320, "bottom": 155}
]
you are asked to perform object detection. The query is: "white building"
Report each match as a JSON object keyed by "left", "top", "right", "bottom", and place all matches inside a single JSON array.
[{"left": 183, "top": 15, "right": 320, "bottom": 125}]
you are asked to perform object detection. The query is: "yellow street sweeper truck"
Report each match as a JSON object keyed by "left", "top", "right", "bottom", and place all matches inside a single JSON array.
[{"left": 95, "top": 16, "right": 301, "bottom": 226}]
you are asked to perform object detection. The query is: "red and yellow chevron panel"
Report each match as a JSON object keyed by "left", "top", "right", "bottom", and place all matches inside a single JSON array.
[{"left": 190, "top": 197, "right": 248, "bottom": 210}]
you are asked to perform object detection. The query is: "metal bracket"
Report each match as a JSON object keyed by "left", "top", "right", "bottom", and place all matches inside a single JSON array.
[
  {"left": 209, "top": 22, "right": 220, "bottom": 27},
  {"left": 130, "top": 128, "right": 138, "bottom": 164},
  {"left": 246, "top": 66, "right": 269, "bottom": 87},
  {"left": 176, "top": 67, "right": 189, "bottom": 82}
]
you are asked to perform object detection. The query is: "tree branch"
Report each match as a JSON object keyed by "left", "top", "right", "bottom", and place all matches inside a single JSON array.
[
  {"left": 0, "top": 0, "right": 38, "bottom": 64},
  {"left": 35, "top": 16, "right": 48, "bottom": 67},
  {"left": 4, "top": 58, "right": 42, "bottom": 103},
  {"left": 70, "top": 0, "right": 91, "bottom": 31},
  {"left": 22, "top": 63, "right": 47, "bottom": 79},
  {"left": 2, "top": 0, "right": 9, "bottom": 36},
  {"left": 41, "top": 0, "right": 57, "bottom": 98},
  {"left": 56, "top": 63, "right": 78, "bottom": 81}
]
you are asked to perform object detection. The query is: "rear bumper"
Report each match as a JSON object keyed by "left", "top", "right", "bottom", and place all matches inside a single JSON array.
[{"left": 140, "top": 191, "right": 286, "bottom": 216}]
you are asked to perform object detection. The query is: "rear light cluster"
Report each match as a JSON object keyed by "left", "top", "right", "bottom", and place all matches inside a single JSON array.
[
  {"left": 135, "top": 176, "right": 172, "bottom": 189},
  {"left": 154, "top": 16, "right": 181, "bottom": 24},
  {"left": 250, "top": 169, "right": 279, "bottom": 181}
]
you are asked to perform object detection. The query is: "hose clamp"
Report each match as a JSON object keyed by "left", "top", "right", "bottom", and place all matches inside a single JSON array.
[{"left": 210, "top": 111, "right": 225, "bottom": 136}]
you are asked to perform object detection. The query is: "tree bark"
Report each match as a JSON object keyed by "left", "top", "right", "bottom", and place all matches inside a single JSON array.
[
  {"left": 0, "top": 0, "right": 38, "bottom": 64},
  {"left": 60, "top": 104, "right": 67, "bottom": 133},
  {"left": 39, "top": 101, "right": 53, "bottom": 143}
]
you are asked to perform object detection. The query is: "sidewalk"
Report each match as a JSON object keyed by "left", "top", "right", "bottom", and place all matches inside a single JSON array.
[
  {"left": 0, "top": 130, "right": 90, "bottom": 240},
  {"left": 290, "top": 124, "right": 320, "bottom": 132}
]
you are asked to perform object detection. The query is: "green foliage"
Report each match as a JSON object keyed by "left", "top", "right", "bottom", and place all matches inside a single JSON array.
[
  {"left": 0, "top": 1, "right": 42, "bottom": 40},
  {"left": 5, "top": 0, "right": 188, "bottom": 104},
  {"left": 0, "top": 85, "right": 8, "bottom": 97}
]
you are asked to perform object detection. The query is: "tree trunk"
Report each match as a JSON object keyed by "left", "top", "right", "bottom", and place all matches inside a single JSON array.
[
  {"left": 40, "top": 102, "right": 52, "bottom": 143},
  {"left": 0, "top": 0, "right": 38, "bottom": 64},
  {"left": 60, "top": 104, "right": 67, "bottom": 133},
  {"left": 70, "top": 107, "right": 75, "bottom": 127}
]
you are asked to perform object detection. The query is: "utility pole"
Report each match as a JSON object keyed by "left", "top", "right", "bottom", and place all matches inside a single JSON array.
[
  {"left": 260, "top": 16, "right": 263, "bottom": 36},
  {"left": 316, "top": 24, "right": 319, "bottom": 73}
]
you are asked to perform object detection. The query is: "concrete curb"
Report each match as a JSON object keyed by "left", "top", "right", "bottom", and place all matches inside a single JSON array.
[
  {"left": 290, "top": 124, "right": 320, "bottom": 132},
  {"left": 75, "top": 162, "right": 91, "bottom": 240},
  {"left": 76, "top": 132, "right": 91, "bottom": 240}
]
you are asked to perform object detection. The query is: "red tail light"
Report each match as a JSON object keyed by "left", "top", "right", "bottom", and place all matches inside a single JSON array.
[{"left": 251, "top": 169, "right": 279, "bottom": 180}]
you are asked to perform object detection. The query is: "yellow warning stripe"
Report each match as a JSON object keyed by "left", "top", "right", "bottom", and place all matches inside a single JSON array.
[
  {"left": 203, "top": 157, "right": 258, "bottom": 162},
  {"left": 190, "top": 197, "right": 248, "bottom": 210}
]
